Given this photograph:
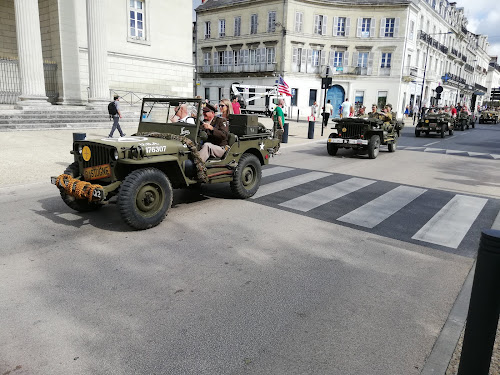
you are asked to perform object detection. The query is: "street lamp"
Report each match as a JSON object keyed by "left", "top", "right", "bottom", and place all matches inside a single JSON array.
[{"left": 416, "top": 30, "right": 452, "bottom": 122}]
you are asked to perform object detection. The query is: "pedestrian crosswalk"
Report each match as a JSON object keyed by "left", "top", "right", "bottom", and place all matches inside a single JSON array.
[{"left": 253, "top": 166, "right": 500, "bottom": 256}]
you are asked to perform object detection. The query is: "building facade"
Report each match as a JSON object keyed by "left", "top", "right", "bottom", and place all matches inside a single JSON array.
[
  {"left": 0, "top": 0, "right": 193, "bottom": 108},
  {"left": 195, "top": 0, "right": 491, "bottom": 118}
]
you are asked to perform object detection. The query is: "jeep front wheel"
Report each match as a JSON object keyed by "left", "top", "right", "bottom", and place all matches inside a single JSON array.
[
  {"left": 60, "top": 162, "right": 102, "bottom": 212},
  {"left": 118, "top": 168, "right": 173, "bottom": 230},
  {"left": 368, "top": 135, "right": 380, "bottom": 159},
  {"left": 388, "top": 134, "right": 397, "bottom": 152},
  {"left": 327, "top": 137, "right": 338, "bottom": 156},
  {"left": 230, "top": 153, "right": 261, "bottom": 198},
  {"left": 415, "top": 129, "right": 420, "bottom": 137}
]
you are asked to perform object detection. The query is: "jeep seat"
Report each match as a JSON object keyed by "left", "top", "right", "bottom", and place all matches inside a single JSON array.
[{"left": 228, "top": 132, "right": 237, "bottom": 146}]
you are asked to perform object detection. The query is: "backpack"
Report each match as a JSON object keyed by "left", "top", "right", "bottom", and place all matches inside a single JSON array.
[{"left": 108, "top": 101, "right": 118, "bottom": 116}]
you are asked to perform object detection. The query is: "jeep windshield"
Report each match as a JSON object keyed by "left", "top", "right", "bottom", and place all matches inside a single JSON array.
[{"left": 138, "top": 98, "right": 202, "bottom": 141}]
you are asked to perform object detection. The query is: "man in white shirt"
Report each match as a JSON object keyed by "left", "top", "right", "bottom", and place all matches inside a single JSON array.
[
  {"left": 322, "top": 100, "right": 333, "bottom": 127},
  {"left": 341, "top": 98, "right": 353, "bottom": 118},
  {"left": 170, "top": 104, "right": 195, "bottom": 124}
]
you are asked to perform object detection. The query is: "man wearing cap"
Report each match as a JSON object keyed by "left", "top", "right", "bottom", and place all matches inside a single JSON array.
[
  {"left": 109, "top": 95, "right": 126, "bottom": 138},
  {"left": 199, "top": 103, "right": 229, "bottom": 162}
]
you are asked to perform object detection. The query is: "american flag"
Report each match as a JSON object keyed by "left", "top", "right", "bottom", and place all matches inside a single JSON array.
[{"left": 277, "top": 76, "right": 292, "bottom": 96}]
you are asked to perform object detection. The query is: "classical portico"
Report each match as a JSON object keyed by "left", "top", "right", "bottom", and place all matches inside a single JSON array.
[{"left": 5, "top": 0, "right": 110, "bottom": 108}]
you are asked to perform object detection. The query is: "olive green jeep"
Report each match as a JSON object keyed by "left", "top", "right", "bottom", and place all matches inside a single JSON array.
[
  {"left": 455, "top": 111, "right": 475, "bottom": 130},
  {"left": 415, "top": 108, "right": 454, "bottom": 138},
  {"left": 479, "top": 110, "right": 499, "bottom": 124},
  {"left": 51, "top": 98, "right": 279, "bottom": 230},
  {"left": 326, "top": 116, "right": 403, "bottom": 159}
]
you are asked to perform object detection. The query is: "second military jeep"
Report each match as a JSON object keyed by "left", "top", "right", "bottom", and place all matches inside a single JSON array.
[
  {"left": 455, "top": 111, "right": 475, "bottom": 130},
  {"left": 327, "top": 117, "right": 403, "bottom": 159},
  {"left": 415, "top": 108, "right": 454, "bottom": 137},
  {"left": 51, "top": 98, "right": 279, "bottom": 230}
]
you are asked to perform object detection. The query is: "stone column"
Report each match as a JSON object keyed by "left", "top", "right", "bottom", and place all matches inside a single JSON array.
[
  {"left": 86, "top": 0, "right": 110, "bottom": 108},
  {"left": 14, "top": 0, "right": 50, "bottom": 108}
]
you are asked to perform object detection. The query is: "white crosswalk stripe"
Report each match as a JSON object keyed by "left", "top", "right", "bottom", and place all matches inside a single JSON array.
[
  {"left": 412, "top": 195, "right": 488, "bottom": 249},
  {"left": 262, "top": 166, "right": 294, "bottom": 178},
  {"left": 252, "top": 171, "right": 330, "bottom": 199},
  {"left": 279, "top": 177, "right": 375, "bottom": 212},
  {"left": 338, "top": 186, "right": 427, "bottom": 228}
]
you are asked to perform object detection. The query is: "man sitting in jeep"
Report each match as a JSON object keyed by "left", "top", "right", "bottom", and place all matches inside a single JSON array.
[{"left": 199, "top": 103, "right": 229, "bottom": 162}]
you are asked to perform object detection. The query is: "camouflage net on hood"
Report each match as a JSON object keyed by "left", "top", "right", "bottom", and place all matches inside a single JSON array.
[{"left": 135, "top": 132, "right": 208, "bottom": 182}]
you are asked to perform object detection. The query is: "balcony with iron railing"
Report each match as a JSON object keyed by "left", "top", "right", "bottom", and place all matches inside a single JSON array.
[
  {"left": 442, "top": 72, "right": 466, "bottom": 85},
  {"left": 475, "top": 83, "right": 487, "bottom": 93},
  {"left": 403, "top": 66, "right": 419, "bottom": 77},
  {"left": 461, "top": 55, "right": 467, "bottom": 63},
  {"left": 464, "top": 63, "right": 474, "bottom": 73},
  {"left": 198, "top": 63, "right": 277, "bottom": 74},
  {"left": 451, "top": 48, "right": 458, "bottom": 57}
]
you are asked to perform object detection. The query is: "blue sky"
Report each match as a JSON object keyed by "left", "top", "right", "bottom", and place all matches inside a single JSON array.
[{"left": 192, "top": 0, "right": 499, "bottom": 57}]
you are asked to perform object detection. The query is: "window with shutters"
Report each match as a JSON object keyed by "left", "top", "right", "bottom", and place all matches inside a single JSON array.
[
  {"left": 381, "top": 52, "right": 391, "bottom": 68},
  {"left": 314, "top": 15, "right": 327, "bottom": 35},
  {"left": 219, "top": 19, "right": 226, "bottom": 38},
  {"left": 295, "top": 12, "right": 303, "bottom": 33},
  {"left": 250, "top": 14, "right": 258, "bottom": 34},
  {"left": 267, "top": 47, "right": 276, "bottom": 64},
  {"left": 203, "top": 52, "right": 211, "bottom": 66},
  {"left": 291, "top": 89, "right": 298, "bottom": 106},
  {"left": 384, "top": 18, "right": 395, "bottom": 37},
  {"left": 233, "top": 50, "right": 240, "bottom": 66},
  {"left": 204, "top": 21, "right": 211, "bottom": 39},
  {"left": 337, "top": 17, "right": 346, "bottom": 36},
  {"left": 268, "top": 11, "right": 276, "bottom": 32},
  {"left": 333, "top": 51, "right": 343, "bottom": 67},
  {"left": 234, "top": 17, "right": 241, "bottom": 36},
  {"left": 358, "top": 52, "right": 369, "bottom": 68},
  {"left": 311, "top": 50, "right": 320, "bottom": 66},
  {"left": 361, "top": 18, "right": 371, "bottom": 36},
  {"left": 249, "top": 49, "right": 257, "bottom": 65}
]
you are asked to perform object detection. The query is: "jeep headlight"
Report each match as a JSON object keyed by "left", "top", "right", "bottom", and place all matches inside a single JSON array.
[
  {"left": 78, "top": 144, "right": 83, "bottom": 154},
  {"left": 112, "top": 149, "right": 119, "bottom": 161}
]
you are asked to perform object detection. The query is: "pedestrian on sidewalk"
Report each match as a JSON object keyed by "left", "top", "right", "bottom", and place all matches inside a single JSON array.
[
  {"left": 108, "top": 95, "right": 125, "bottom": 138},
  {"left": 404, "top": 105, "right": 409, "bottom": 118},
  {"left": 322, "top": 100, "right": 333, "bottom": 127},
  {"left": 231, "top": 96, "right": 241, "bottom": 115},
  {"left": 310, "top": 101, "right": 318, "bottom": 121},
  {"left": 272, "top": 99, "right": 285, "bottom": 154}
]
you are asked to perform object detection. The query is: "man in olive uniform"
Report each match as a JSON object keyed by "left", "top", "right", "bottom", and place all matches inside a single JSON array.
[
  {"left": 199, "top": 103, "right": 229, "bottom": 162},
  {"left": 368, "top": 104, "right": 378, "bottom": 118},
  {"left": 356, "top": 106, "right": 368, "bottom": 118}
]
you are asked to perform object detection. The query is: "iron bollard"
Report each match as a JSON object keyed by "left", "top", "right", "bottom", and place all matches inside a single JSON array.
[
  {"left": 297, "top": 109, "right": 300, "bottom": 123},
  {"left": 308, "top": 120, "right": 315, "bottom": 139},
  {"left": 457, "top": 229, "right": 500, "bottom": 375},
  {"left": 73, "top": 133, "right": 86, "bottom": 141},
  {"left": 282, "top": 123, "right": 289, "bottom": 143}
]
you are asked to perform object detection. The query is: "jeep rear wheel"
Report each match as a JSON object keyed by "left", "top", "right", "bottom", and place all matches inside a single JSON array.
[
  {"left": 118, "top": 168, "right": 172, "bottom": 230},
  {"left": 440, "top": 127, "right": 445, "bottom": 138},
  {"left": 388, "top": 134, "right": 397, "bottom": 152},
  {"left": 230, "top": 153, "right": 261, "bottom": 199},
  {"left": 60, "top": 162, "right": 102, "bottom": 212},
  {"left": 368, "top": 135, "right": 380, "bottom": 159},
  {"left": 327, "top": 137, "right": 338, "bottom": 156},
  {"left": 449, "top": 127, "right": 454, "bottom": 136}
]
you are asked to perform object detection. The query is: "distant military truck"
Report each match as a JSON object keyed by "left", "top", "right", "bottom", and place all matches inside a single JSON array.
[
  {"left": 51, "top": 98, "right": 279, "bottom": 230},
  {"left": 415, "top": 108, "right": 454, "bottom": 137},
  {"left": 479, "top": 110, "right": 499, "bottom": 124},
  {"left": 327, "top": 116, "right": 403, "bottom": 159}
]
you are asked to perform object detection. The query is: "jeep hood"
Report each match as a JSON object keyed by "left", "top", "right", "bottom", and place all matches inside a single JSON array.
[{"left": 84, "top": 135, "right": 185, "bottom": 155}]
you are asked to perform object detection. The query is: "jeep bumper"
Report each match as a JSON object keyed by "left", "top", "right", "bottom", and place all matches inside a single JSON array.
[
  {"left": 328, "top": 138, "right": 369, "bottom": 145},
  {"left": 51, "top": 175, "right": 119, "bottom": 202}
]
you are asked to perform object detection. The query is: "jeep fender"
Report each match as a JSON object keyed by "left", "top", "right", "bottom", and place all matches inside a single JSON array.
[{"left": 365, "top": 130, "right": 385, "bottom": 144}]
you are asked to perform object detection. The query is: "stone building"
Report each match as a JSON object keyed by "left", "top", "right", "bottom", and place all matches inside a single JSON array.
[
  {"left": 0, "top": 0, "right": 193, "bottom": 109},
  {"left": 195, "top": 0, "right": 491, "bottom": 118}
]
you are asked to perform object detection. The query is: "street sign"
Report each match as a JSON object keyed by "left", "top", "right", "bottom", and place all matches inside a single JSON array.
[
  {"left": 321, "top": 77, "right": 332, "bottom": 89},
  {"left": 436, "top": 86, "right": 443, "bottom": 93}
]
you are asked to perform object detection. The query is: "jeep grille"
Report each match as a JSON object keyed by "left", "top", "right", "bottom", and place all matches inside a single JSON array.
[
  {"left": 339, "top": 124, "right": 364, "bottom": 139},
  {"left": 81, "top": 144, "right": 113, "bottom": 168}
]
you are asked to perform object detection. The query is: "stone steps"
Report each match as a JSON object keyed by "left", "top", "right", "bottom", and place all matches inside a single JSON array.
[{"left": 0, "top": 107, "right": 142, "bottom": 131}]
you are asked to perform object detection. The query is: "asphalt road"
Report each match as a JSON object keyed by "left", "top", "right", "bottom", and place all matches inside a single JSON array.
[{"left": 1, "top": 123, "right": 499, "bottom": 375}]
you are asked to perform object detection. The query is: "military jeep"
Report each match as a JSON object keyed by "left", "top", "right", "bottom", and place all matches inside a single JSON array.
[
  {"left": 455, "top": 111, "right": 475, "bottom": 130},
  {"left": 51, "top": 98, "right": 279, "bottom": 230},
  {"left": 415, "top": 108, "right": 454, "bottom": 138},
  {"left": 478, "top": 110, "right": 499, "bottom": 124},
  {"left": 327, "top": 117, "right": 403, "bottom": 159}
]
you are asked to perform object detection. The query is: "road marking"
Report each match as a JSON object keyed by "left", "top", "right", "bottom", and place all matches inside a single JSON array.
[
  {"left": 423, "top": 141, "right": 440, "bottom": 147},
  {"left": 493, "top": 210, "right": 500, "bottom": 230},
  {"left": 492, "top": 154, "right": 500, "bottom": 160},
  {"left": 262, "top": 167, "right": 294, "bottom": 178},
  {"left": 252, "top": 171, "right": 330, "bottom": 199},
  {"left": 278, "top": 177, "right": 376, "bottom": 212},
  {"left": 338, "top": 186, "right": 427, "bottom": 228},
  {"left": 412, "top": 195, "right": 488, "bottom": 248}
]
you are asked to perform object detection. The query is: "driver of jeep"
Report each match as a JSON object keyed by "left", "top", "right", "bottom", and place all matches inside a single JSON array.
[
  {"left": 199, "top": 103, "right": 229, "bottom": 162},
  {"left": 170, "top": 103, "right": 195, "bottom": 124}
]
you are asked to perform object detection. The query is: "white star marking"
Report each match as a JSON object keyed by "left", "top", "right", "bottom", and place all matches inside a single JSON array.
[{"left": 259, "top": 142, "right": 265, "bottom": 150}]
